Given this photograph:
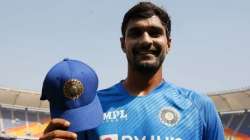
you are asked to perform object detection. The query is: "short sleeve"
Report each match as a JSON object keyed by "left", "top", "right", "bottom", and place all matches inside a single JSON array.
[{"left": 202, "top": 97, "right": 225, "bottom": 140}]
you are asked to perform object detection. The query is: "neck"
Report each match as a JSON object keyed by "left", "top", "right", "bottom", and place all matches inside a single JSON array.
[{"left": 123, "top": 66, "right": 163, "bottom": 96}]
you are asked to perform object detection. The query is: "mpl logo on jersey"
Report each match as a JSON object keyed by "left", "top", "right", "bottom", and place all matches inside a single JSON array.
[{"left": 103, "top": 109, "right": 128, "bottom": 122}]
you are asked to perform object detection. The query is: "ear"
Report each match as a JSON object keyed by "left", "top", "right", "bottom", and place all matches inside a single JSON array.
[
  {"left": 166, "top": 37, "right": 172, "bottom": 53},
  {"left": 120, "top": 37, "right": 126, "bottom": 53}
]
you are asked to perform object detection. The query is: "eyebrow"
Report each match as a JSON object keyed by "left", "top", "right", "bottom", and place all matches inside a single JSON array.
[{"left": 127, "top": 25, "right": 164, "bottom": 32}]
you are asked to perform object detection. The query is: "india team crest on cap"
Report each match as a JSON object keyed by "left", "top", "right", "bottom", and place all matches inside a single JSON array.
[
  {"left": 63, "top": 79, "right": 84, "bottom": 100},
  {"left": 159, "top": 107, "right": 180, "bottom": 127}
]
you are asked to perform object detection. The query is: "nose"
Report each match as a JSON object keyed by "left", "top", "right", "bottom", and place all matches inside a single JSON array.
[{"left": 141, "top": 32, "right": 153, "bottom": 45}]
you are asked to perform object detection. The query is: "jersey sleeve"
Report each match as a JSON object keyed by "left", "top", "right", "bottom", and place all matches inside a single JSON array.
[{"left": 202, "top": 97, "right": 225, "bottom": 140}]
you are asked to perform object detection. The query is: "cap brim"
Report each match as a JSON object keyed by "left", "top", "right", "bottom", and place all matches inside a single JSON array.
[{"left": 50, "top": 95, "right": 103, "bottom": 132}]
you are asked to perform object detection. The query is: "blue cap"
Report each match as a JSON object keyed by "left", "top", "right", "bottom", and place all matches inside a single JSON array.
[{"left": 41, "top": 58, "right": 103, "bottom": 132}]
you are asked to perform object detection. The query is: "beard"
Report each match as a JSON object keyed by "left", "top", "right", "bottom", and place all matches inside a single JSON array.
[{"left": 127, "top": 50, "right": 166, "bottom": 74}]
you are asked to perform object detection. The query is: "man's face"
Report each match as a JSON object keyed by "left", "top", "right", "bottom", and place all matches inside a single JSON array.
[{"left": 121, "top": 15, "right": 171, "bottom": 73}]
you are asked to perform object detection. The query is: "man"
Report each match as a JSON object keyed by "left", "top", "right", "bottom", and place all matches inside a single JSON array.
[{"left": 39, "top": 2, "right": 224, "bottom": 140}]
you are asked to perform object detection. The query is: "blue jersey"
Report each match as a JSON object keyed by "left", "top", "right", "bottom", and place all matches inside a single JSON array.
[{"left": 78, "top": 81, "right": 224, "bottom": 140}]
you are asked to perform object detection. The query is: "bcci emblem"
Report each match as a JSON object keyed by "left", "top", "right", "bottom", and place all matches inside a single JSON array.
[
  {"left": 159, "top": 107, "right": 180, "bottom": 127},
  {"left": 63, "top": 79, "right": 84, "bottom": 100}
]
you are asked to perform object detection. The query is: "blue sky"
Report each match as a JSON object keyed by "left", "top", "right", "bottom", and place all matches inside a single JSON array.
[{"left": 0, "top": 0, "right": 249, "bottom": 93}]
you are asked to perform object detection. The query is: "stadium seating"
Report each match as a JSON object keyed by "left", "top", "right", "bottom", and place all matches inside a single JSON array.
[
  {"left": 222, "top": 112, "right": 250, "bottom": 138},
  {"left": 0, "top": 106, "right": 50, "bottom": 139}
]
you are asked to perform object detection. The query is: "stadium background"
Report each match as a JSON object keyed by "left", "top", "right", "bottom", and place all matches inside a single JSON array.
[{"left": 0, "top": 87, "right": 249, "bottom": 140}]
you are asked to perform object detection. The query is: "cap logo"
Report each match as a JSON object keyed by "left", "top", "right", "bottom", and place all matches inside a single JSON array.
[
  {"left": 159, "top": 107, "right": 180, "bottom": 127},
  {"left": 63, "top": 79, "right": 84, "bottom": 100}
]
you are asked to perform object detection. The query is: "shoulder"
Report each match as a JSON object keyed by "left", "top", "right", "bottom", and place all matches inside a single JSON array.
[
  {"left": 169, "top": 83, "right": 214, "bottom": 108},
  {"left": 165, "top": 82, "right": 216, "bottom": 116},
  {"left": 166, "top": 82, "right": 210, "bottom": 100},
  {"left": 168, "top": 83, "right": 219, "bottom": 126},
  {"left": 168, "top": 84, "right": 224, "bottom": 139},
  {"left": 96, "top": 81, "right": 125, "bottom": 105},
  {"left": 97, "top": 82, "right": 120, "bottom": 97}
]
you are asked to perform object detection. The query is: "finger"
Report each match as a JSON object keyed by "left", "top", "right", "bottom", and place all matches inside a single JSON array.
[
  {"left": 52, "top": 138, "right": 76, "bottom": 140},
  {"left": 40, "top": 130, "right": 77, "bottom": 140},
  {"left": 44, "top": 118, "right": 70, "bottom": 134}
]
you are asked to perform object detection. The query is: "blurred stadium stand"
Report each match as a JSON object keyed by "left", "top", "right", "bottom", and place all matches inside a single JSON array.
[
  {"left": 209, "top": 87, "right": 250, "bottom": 140},
  {"left": 0, "top": 86, "right": 250, "bottom": 140},
  {"left": 0, "top": 87, "right": 49, "bottom": 140}
]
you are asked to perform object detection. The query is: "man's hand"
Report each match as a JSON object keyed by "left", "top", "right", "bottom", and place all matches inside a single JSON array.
[{"left": 39, "top": 118, "right": 77, "bottom": 140}]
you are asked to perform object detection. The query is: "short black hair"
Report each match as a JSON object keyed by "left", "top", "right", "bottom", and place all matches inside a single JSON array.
[{"left": 121, "top": 2, "right": 171, "bottom": 38}]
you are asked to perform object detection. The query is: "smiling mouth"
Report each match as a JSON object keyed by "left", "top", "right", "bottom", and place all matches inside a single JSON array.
[
  {"left": 134, "top": 52, "right": 157, "bottom": 61},
  {"left": 139, "top": 51, "right": 153, "bottom": 54},
  {"left": 136, "top": 50, "right": 158, "bottom": 56}
]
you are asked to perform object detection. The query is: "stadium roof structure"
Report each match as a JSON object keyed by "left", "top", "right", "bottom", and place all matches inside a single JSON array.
[
  {"left": 0, "top": 86, "right": 250, "bottom": 113},
  {"left": 209, "top": 87, "right": 250, "bottom": 113},
  {"left": 0, "top": 87, "right": 48, "bottom": 112}
]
